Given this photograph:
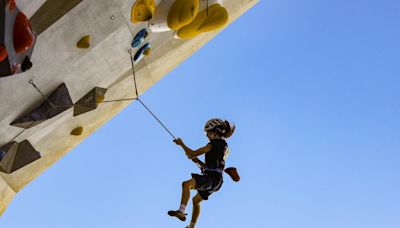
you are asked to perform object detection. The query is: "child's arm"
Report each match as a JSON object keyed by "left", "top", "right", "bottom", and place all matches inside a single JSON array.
[
  {"left": 173, "top": 138, "right": 211, "bottom": 158},
  {"left": 191, "top": 157, "right": 205, "bottom": 168}
]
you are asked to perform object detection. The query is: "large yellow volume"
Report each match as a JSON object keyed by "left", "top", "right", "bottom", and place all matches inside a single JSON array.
[
  {"left": 131, "top": 0, "right": 156, "bottom": 23},
  {"left": 176, "top": 4, "right": 228, "bottom": 39},
  {"left": 167, "top": 0, "right": 199, "bottom": 30}
]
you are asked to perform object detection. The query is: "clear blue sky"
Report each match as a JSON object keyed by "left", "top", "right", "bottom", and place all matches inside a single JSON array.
[{"left": 2, "top": 0, "right": 400, "bottom": 227}]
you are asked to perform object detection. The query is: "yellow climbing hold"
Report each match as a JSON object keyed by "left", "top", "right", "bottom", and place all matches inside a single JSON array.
[
  {"left": 77, "top": 35, "right": 91, "bottom": 49},
  {"left": 71, "top": 127, "right": 83, "bottom": 136},
  {"left": 143, "top": 48, "right": 151, "bottom": 56},
  {"left": 176, "top": 4, "right": 228, "bottom": 40},
  {"left": 96, "top": 95, "right": 105, "bottom": 103},
  {"left": 167, "top": 0, "right": 199, "bottom": 30},
  {"left": 131, "top": 0, "right": 156, "bottom": 23}
]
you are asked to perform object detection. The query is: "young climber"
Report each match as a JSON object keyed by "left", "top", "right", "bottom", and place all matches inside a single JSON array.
[{"left": 168, "top": 118, "right": 235, "bottom": 228}]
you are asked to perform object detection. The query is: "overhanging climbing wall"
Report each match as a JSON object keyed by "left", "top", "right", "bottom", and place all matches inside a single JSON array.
[{"left": 0, "top": 0, "right": 258, "bottom": 216}]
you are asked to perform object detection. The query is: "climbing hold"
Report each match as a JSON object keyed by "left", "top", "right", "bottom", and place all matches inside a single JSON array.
[
  {"left": 77, "top": 35, "right": 91, "bottom": 49},
  {"left": 131, "top": 0, "right": 156, "bottom": 23},
  {"left": 21, "top": 56, "right": 32, "bottom": 72},
  {"left": 131, "top": 28, "right": 149, "bottom": 48},
  {"left": 13, "top": 12, "right": 35, "bottom": 53},
  {"left": 73, "top": 87, "right": 107, "bottom": 116},
  {"left": 167, "top": 0, "right": 199, "bottom": 30},
  {"left": 0, "top": 45, "right": 7, "bottom": 62},
  {"left": 176, "top": 4, "right": 228, "bottom": 39},
  {"left": 11, "top": 83, "right": 73, "bottom": 129},
  {"left": 71, "top": 126, "right": 83, "bottom": 136},
  {"left": 143, "top": 48, "right": 151, "bottom": 56},
  {"left": 96, "top": 95, "right": 105, "bottom": 103},
  {"left": 0, "top": 140, "right": 41, "bottom": 174},
  {"left": 148, "top": 0, "right": 176, "bottom": 33},
  {"left": 134, "top": 42, "right": 151, "bottom": 63}
]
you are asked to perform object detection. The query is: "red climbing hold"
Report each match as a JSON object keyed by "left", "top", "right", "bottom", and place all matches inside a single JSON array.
[
  {"left": 0, "top": 45, "right": 7, "bottom": 62},
  {"left": 7, "top": 0, "right": 16, "bottom": 11},
  {"left": 13, "top": 12, "right": 35, "bottom": 54}
]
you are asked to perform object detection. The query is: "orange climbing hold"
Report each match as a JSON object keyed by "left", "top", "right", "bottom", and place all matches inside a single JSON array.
[
  {"left": 77, "top": 35, "right": 91, "bottom": 49},
  {"left": 0, "top": 45, "right": 7, "bottom": 62},
  {"left": 13, "top": 12, "right": 35, "bottom": 54}
]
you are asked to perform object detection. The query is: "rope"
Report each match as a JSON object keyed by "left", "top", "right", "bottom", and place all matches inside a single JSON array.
[
  {"left": 8, "top": 51, "right": 176, "bottom": 144},
  {"left": 128, "top": 50, "right": 176, "bottom": 140},
  {"left": 129, "top": 50, "right": 139, "bottom": 98},
  {"left": 137, "top": 98, "right": 176, "bottom": 140},
  {"left": 206, "top": 0, "right": 209, "bottom": 17},
  {"left": 29, "top": 80, "right": 56, "bottom": 108},
  {"left": 7, "top": 101, "right": 71, "bottom": 144}
]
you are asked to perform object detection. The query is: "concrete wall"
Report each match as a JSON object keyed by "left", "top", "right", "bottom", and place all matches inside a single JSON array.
[
  {"left": 16, "top": 0, "right": 47, "bottom": 18},
  {"left": 0, "top": 0, "right": 258, "bottom": 215}
]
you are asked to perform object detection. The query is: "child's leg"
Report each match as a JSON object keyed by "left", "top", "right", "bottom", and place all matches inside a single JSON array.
[
  {"left": 181, "top": 178, "right": 197, "bottom": 208},
  {"left": 168, "top": 178, "right": 197, "bottom": 221},
  {"left": 189, "top": 193, "right": 203, "bottom": 227}
]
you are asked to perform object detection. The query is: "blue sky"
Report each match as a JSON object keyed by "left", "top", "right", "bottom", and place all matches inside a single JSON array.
[{"left": 2, "top": 0, "right": 400, "bottom": 227}]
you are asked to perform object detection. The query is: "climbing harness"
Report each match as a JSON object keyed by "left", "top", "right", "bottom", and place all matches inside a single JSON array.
[{"left": 204, "top": 167, "right": 223, "bottom": 174}]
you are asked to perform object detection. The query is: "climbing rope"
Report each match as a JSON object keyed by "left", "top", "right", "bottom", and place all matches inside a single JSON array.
[
  {"left": 206, "top": 0, "right": 209, "bottom": 17},
  {"left": 137, "top": 98, "right": 176, "bottom": 139},
  {"left": 29, "top": 80, "right": 56, "bottom": 108},
  {"left": 128, "top": 50, "right": 139, "bottom": 98},
  {"left": 7, "top": 51, "right": 176, "bottom": 145},
  {"left": 127, "top": 50, "right": 176, "bottom": 140}
]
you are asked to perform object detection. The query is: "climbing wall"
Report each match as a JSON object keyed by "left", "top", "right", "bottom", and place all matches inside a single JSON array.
[{"left": 0, "top": 0, "right": 258, "bottom": 216}]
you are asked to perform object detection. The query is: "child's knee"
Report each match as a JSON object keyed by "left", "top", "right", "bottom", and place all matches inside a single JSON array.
[
  {"left": 192, "top": 196, "right": 202, "bottom": 205},
  {"left": 182, "top": 180, "right": 191, "bottom": 188},
  {"left": 182, "top": 179, "right": 196, "bottom": 189}
]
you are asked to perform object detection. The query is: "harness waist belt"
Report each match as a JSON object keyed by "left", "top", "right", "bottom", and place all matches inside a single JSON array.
[{"left": 205, "top": 167, "right": 223, "bottom": 174}]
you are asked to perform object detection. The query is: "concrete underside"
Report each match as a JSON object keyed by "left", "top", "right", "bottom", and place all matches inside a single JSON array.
[{"left": 0, "top": 0, "right": 257, "bottom": 215}]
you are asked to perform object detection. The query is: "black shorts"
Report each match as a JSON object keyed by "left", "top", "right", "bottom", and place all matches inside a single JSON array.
[{"left": 191, "top": 171, "right": 223, "bottom": 200}]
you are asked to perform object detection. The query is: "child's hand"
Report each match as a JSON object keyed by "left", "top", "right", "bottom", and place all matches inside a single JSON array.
[{"left": 173, "top": 138, "right": 184, "bottom": 146}]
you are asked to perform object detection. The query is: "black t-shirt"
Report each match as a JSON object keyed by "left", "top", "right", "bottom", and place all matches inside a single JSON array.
[{"left": 205, "top": 139, "right": 229, "bottom": 170}]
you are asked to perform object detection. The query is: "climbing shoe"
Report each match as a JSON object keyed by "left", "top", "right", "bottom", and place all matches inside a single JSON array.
[{"left": 168, "top": 210, "right": 186, "bottom": 221}]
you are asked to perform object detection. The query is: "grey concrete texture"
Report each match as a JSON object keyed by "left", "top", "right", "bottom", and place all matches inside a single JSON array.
[
  {"left": 16, "top": 0, "right": 47, "bottom": 18},
  {"left": 0, "top": 0, "right": 258, "bottom": 215}
]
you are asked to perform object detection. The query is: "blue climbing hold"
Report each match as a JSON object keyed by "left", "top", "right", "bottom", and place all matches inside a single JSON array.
[
  {"left": 134, "top": 42, "right": 151, "bottom": 63},
  {"left": 131, "top": 28, "right": 149, "bottom": 48}
]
